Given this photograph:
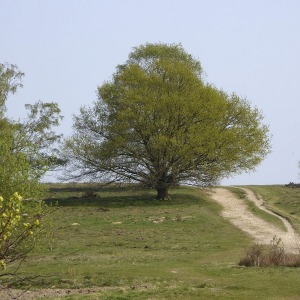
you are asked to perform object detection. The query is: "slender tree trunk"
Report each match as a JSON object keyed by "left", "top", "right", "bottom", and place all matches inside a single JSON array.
[{"left": 156, "top": 186, "right": 169, "bottom": 200}]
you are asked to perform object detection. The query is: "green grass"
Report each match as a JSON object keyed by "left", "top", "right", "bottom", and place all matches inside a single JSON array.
[
  {"left": 227, "top": 187, "right": 287, "bottom": 231},
  {"left": 2, "top": 184, "right": 300, "bottom": 299}
]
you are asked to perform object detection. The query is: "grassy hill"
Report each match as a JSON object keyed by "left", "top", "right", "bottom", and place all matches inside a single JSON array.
[{"left": 3, "top": 184, "right": 300, "bottom": 299}]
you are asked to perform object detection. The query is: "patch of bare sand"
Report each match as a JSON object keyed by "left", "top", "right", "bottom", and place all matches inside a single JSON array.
[
  {"left": 0, "top": 287, "right": 100, "bottom": 300},
  {"left": 209, "top": 187, "right": 300, "bottom": 254},
  {"left": 0, "top": 286, "right": 133, "bottom": 300}
]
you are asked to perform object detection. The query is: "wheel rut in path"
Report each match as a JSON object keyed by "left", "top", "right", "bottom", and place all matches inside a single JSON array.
[{"left": 210, "top": 187, "right": 300, "bottom": 254}]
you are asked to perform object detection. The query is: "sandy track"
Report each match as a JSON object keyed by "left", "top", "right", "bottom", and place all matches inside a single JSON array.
[{"left": 210, "top": 187, "right": 300, "bottom": 254}]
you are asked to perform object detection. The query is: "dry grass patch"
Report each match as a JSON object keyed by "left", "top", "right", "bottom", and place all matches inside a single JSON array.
[{"left": 239, "top": 236, "right": 300, "bottom": 267}]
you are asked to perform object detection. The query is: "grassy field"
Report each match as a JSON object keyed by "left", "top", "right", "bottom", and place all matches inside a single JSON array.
[{"left": 2, "top": 184, "right": 300, "bottom": 299}]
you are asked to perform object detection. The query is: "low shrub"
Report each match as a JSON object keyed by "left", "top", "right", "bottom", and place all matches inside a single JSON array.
[
  {"left": 239, "top": 236, "right": 300, "bottom": 267},
  {"left": 269, "top": 236, "right": 285, "bottom": 265},
  {"left": 239, "top": 243, "right": 264, "bottom": 267}
]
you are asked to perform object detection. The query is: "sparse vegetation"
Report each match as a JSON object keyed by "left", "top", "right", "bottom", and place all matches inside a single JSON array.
[{"left": 239, "top": 236, "right": 300, "bottom": 267}]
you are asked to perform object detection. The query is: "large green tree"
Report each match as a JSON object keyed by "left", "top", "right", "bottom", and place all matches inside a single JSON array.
[{"left": 64, "top": 43, "right": 271, "bottom": 199}]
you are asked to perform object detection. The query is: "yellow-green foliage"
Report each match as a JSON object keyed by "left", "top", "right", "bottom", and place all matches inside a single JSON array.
[{"left": 0, "top": 193, "right": 41, "bottom": 270}]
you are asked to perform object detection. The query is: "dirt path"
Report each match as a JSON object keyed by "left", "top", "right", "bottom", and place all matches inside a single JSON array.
[{"left": 210, "top": 187, "right": 300, "bottom": 254}]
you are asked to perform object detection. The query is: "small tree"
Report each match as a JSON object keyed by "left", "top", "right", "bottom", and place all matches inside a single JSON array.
[
  {"left": 0, "top": 63, "right": 64, "bottom": 198},
  {"left": 63, "top": 43, "right": 271, "bottom": 199},
  {"left": 0, "top": 63, "right": 63, "bottom": 274}
]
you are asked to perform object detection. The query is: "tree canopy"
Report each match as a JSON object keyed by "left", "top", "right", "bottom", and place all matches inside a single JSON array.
[
  {"left": 0, "top": 63, "right": 64, "bottom": 195},
  {"left": 63, "top": 43, "right": 271, "bottom": 199},
  {"left": 0, "top": 63, "right": 24, "bottom": 117}
]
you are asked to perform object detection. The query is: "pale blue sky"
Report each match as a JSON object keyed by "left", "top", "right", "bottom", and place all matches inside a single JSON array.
[{"left": 1, "top": 0, "right": 300, "bottom": 185}]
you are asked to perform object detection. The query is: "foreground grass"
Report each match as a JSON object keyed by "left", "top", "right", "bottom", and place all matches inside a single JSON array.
[{"left": 2, "top": 184, "right": 300, "bottom": 299}]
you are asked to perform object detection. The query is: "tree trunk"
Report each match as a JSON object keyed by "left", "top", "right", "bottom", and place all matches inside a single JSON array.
[{"left": 156, "top": 186, "right": 169, "bottom": 200}]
